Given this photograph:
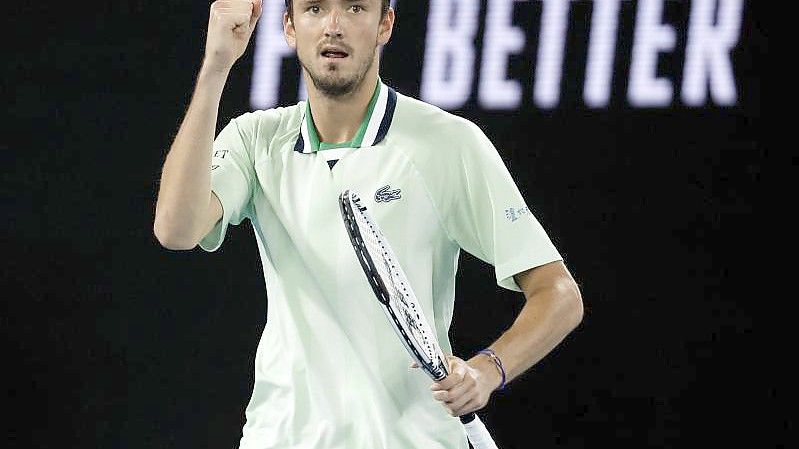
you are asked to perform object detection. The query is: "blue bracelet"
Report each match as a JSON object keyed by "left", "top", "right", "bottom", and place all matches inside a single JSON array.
[{"left": 478, "top": 348, "right": 506, "bottom": 391}]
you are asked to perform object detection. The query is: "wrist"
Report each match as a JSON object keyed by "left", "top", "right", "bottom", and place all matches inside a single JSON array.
[
  {"left": 199, "top": 58, "right": 233, "bottom": 79},
  {"left": 476, "top": 349, "right": 506, "bottom": 391},
  {"left": 479, "top": 358, "right": 503, "bottom": 391},
  {"left": 195, "top": 64, "right": 231, "bottom": 94}
]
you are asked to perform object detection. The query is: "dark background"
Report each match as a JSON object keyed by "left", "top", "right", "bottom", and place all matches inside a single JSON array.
[{"left": 5, "top": 1, "right": 772, "bottom": 448}]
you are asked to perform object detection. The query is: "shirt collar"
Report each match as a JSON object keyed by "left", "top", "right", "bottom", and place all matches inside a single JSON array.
[{"left": 294, "top": 79, "right": 397, "bottom": 154}]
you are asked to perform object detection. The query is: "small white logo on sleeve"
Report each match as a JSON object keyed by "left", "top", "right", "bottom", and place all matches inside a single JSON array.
[{"left": 505, "top": 206, "right": 530, "bottom": 222}]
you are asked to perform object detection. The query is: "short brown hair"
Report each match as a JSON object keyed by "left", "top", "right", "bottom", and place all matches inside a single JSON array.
[{"left": 284, "top": 0, "right": 391, "bottom": 19}]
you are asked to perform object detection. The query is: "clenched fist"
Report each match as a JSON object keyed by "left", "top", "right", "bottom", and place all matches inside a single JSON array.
[{"left": 203, "top": 0, "right": 263, "bottom": 73}]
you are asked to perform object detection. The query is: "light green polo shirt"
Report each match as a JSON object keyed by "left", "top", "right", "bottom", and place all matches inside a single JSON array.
[{"left": 201, "top": 81, "right": 562, "bottom": 449}]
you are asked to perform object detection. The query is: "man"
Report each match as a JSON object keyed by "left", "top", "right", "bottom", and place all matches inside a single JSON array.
[{"left": 153, "top": 1, "right": 583, "bottom": 448}]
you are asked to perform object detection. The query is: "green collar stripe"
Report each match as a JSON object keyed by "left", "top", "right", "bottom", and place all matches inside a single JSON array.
[{"left": 304, "top": 80, "right": 382, "bottom": 152}]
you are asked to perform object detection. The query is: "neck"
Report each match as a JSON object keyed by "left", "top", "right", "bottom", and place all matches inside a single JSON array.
[{"left": 304, "top": 61, "right": 380, "bottom": 144}]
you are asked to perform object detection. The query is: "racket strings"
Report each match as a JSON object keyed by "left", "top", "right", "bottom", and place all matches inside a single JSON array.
[{"left": 351, "top": 200, "right": 439, "bottom": 365}]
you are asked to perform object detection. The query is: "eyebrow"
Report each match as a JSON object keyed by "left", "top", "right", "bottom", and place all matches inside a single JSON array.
[{"left": 299, "top": 0, "right": 369, "bottom": 5}]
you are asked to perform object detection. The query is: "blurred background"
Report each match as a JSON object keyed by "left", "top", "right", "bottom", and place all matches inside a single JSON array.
[{"left": 5, "top": 1, "right": 770, "bottom": 448}]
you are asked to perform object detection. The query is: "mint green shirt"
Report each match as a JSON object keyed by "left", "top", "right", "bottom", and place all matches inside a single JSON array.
[{"left": 201, "top": 81, "right": 562, "bottom": 449}]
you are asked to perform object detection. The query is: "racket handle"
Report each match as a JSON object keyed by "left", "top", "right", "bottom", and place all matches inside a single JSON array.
[{"left": 460, "top": 412, "right": 500, "bottom": 449}]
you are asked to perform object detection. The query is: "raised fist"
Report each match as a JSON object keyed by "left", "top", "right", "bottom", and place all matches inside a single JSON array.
[{"left": 203, "top": 0, "right": 263, "bottom": 72}]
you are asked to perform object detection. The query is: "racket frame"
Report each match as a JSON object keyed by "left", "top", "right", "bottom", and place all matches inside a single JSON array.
[{"left": 339, "top": 190, "right": 449, "bottom": 381}]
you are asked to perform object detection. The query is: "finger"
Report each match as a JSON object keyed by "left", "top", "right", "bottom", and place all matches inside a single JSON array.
[
  {"left": 451, "top": 397, "right": 481, "bottom": 417},
  {"left": 431, "top": 362, "right": 466, "bottom": 390},
  {"left": 409, "top": 361, "right": 419, "bottom": 369},
  {"left": 432, "top": 379, "right": 473, "bottom": 406},
  {"left": 213, "top": 5, "right": 254, "bottom": 11},
  {"left": 250, "top": 0, "right": 263, "bottom": 28},
  {"left": 432, "top": 389, "right": 468, "bottom": 406},
  {"left": 216, "top": 12, "right": 253, "bottom": 26},
  {"left": 445, "top": 354, "right": 462, "bottom": 371},
  {"left": 446, "top": 389, "right": 474, "bottom": 412},
  {"left": 440, "top": 377, "right": 474, "bottom": 404},
  {"left": 430, "top": 372, "right": 464, "bottom": 391},
  {"left": 214, "top": 0, "right": 255, "bottom": 7},
  {"left": 212, "top": 3, "right": 255, "bottom": 15}
]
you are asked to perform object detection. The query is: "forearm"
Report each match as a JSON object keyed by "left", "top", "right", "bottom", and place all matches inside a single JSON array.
[
  {"left": 154, "top": 64, "right": 229, "bottom": 247},
  {"left": 468, "top": 283, "right": 583, "bottom": 388}
]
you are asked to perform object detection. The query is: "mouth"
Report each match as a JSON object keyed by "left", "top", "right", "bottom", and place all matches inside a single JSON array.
[{"left": 321, "top": 47, "right": 350, "bottom": 59}]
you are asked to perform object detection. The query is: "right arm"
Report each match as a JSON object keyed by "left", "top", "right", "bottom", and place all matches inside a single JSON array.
[{"left": 153, "top": 0, "right": 262, "bottom": 250}]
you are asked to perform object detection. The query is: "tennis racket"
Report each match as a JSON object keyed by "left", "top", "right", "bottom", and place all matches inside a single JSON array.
[{"left": 339, "top": 189, "right": 500, "bottom": 449}]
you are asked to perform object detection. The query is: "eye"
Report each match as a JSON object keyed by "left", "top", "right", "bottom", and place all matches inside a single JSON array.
[
  {"left": 351, "top": 5, "right": 363, "bottom": 13},
  {"left": 308, "top": 5, "right": 320, "bottom": 13}
]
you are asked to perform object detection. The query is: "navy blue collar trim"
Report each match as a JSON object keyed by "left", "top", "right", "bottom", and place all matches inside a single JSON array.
[
  {"left": 294, "top": 86, "right": 397, "bottom": 154},
  {"left": 374, "top": 89, "right": 397, "bottom": 147}
]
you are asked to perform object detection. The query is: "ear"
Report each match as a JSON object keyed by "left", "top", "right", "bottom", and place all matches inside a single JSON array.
[
  {"left": 376, "top": 7, "right": 395, "bottom": 46},
  {"left": 284, "top": 11, "right": 297, "bottom": 49}
]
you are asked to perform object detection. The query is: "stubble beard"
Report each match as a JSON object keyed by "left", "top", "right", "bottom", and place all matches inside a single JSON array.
[{"left": 301, "top": 48, "right": 376, "bottom": 98}]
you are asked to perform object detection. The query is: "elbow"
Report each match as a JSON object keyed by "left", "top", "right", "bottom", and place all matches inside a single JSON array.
[
  {"left": 547, "top": 277, "right": 583, "bottom": 332},
  {"left": 153, "top": 218, "right": 198, "bottom": 251},
  {"left": 564, "top": 280, "right": 584, "bottom": 331},
  {"left": 158, "top": 237, "right": 197, "bottom": 251}
]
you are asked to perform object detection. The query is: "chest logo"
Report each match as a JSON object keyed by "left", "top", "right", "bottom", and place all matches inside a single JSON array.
[{"left": 375, "top": 185, "right": 402, "bottom": 203}]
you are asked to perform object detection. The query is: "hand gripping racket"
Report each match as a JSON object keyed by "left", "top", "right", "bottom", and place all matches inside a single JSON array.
[{"left": 339, "top": 189, "right": 500, "bottom": 449}]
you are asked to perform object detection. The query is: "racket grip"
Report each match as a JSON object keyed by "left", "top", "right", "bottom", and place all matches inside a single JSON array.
[{"left": 460, "top": 413, "right": 500, "bottom": 449}]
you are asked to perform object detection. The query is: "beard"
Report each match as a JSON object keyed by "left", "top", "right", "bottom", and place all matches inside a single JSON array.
[{"left": 300, "top": 49, "right": 376, "bottom": 98}]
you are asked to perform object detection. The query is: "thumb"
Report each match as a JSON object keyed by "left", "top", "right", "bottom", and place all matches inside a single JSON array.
[{"left": 250, "top": 0, "right": 263, "bottom": 28}]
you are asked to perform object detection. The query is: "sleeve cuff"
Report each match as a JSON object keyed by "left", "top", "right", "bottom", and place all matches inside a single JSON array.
[
  {"left": 198, "top": 189, "right": 231, "bottom": 253},
  {"left": 495, "top": 251, "right": 563, "bottom": 292}
]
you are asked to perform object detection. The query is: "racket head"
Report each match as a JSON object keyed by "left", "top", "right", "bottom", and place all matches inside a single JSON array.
[{"left": 339, "top": 189, "right": 449, "bottom": 381}]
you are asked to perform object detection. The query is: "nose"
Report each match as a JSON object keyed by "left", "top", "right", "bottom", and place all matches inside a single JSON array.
[{"left": 324, "top": 9, "right": 343, "bottom": 38}]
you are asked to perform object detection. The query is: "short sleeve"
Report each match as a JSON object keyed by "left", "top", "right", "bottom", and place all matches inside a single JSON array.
[
  {"left": 444, "top": 122, "right": 562, "bottom": 291},
  {"left": 199, "top": 116, "right": 256, "bottom": 252}
]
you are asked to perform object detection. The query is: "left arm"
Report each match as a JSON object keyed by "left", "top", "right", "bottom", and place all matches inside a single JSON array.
[{"left": 428, "top": 260, "right": 583, "bottom": 417}]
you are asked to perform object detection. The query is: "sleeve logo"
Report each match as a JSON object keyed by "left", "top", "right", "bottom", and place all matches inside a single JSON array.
[{"left": 505, "top": 206, "right": 530, "bottom": 222}]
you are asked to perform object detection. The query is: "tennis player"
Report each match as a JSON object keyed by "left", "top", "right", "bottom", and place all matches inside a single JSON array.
[{"left": 154, "top": 1, "right": 583, "bottom": 448}]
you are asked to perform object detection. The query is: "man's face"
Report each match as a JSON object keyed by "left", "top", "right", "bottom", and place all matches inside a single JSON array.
[{"left": 285, "top": 1, "right": 393, "bottom": 97}]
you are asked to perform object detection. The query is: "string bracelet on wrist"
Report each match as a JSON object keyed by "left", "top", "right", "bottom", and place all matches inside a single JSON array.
[{"left": 477, "top": 348, "right": 506, "bottom": 391}]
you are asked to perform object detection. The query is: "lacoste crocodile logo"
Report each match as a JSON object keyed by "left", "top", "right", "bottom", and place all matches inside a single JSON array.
[{"left": 375, "top": 185, "right": 402, "bottom": 203}]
